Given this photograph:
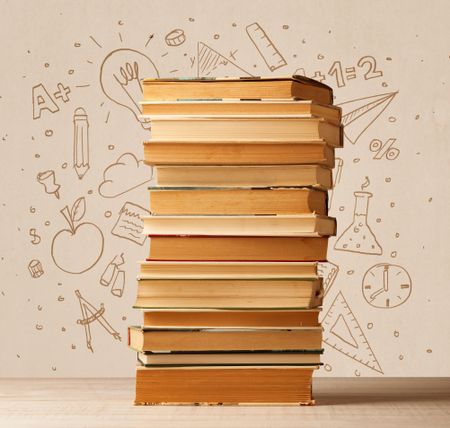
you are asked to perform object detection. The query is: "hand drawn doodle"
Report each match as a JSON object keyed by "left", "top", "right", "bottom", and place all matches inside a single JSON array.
[
  {"left": 370, "top": 138, "right": 400, "bottom": 160},
  {"left": 165, "top": 29, "right": 186, "bottom": 46},
  {"left": 362, "top": 263, "right": 412, "bottom": 309},
  {"left": 197, "top": 42, "right": 253, "bottom": 77},
  {"left": 318, "top": 262, "right": 339, "bottom": 297},
  {"left": 51, "top": 197, "right": 104, "bottom": 274},
  {"left": 100, "top": 253, "right": 126, "bottom": 297},
  {"left": 32, "top": 82, "right": 71, "bottom": 119},
  {"left": 334, "top": 177, "right": 382, "bottom": 255},
  {"left": 111, "top": 202, "right": 149, "bottom": 245},
  {"left": 37, "top": 170, "right": 61, "bottom": 199},
  {"left": 245, "top": 23, "right": 287, "bottom": 71},
  {"left": 98, "top": 152, "right": 152, "bottom": 198},
  {"left": 29, "top": 228, "right": 41, "bottom": 245},
  {"left": 338, "top": 91, "right": 397, "bottom": 144},
  {"left": 328, "top": 157, "right": 343, "bottom": 210},
  {"left": 75, "top": 290, "right": 121, "bottom": 353},
  {"left": 73, "top": 108, "right": 90, "bottom": 179},
  {"left": 100, "top": 49, "right": 159, "bottom": 129},
  {"left": 322, "top": 291, "right": 383, "bottom": 374},
  {"left": 28, "top": 259, "right": 44, "bottom": 278}
]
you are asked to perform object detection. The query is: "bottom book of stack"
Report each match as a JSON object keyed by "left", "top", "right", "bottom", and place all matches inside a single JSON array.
[{"left": 129, "top": 307, "right": 323, "bottom": 405}]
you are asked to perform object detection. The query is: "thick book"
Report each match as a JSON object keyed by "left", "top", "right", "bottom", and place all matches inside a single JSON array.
[
  {"left": 135, "top": 366, "right": 317, "bottom": 405},
  {"left": 148, "top": 187, "right": 327, "bottom": 215},
  {"left": 141, "top": 75, "right": 333, "bottom": 105},
  {"left": 134, "top": 277, "right": 323, "bottom": 309},
  {"left": 142, "top": 309, "right": 321, "bottom": 328},
  {"left": 128, "top": 326, "right": 323, "bottom": 352},
  {"left": 139, "top": 260, "right": 320, "bottom": 279},
  {"left": 142, "top": 214, "right": 335, "bottom": 237},
  {"left": 140, "top": 100, "right": 341, "bottom": 124},
  {"left": 148, "top": 236, "right": 329, "bottom": 261},
  {"left": 146, "top": 115, "right": 342, "bottom": 148},
  {"left": 137, "top": 350, "right": 322, "bottom": 366},
  {"left": 154, "top": 165, "right": 332, "bottom": 189},
  {"left": 143, "top": 140, "right": 334, "bottom": 166}
]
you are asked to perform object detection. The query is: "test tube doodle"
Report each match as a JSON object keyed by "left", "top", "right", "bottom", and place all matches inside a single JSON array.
[{"left": 73, "top": 107, "right": 90, "bottom": 179}]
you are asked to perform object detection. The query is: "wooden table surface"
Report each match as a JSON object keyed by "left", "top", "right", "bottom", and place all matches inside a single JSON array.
[{"left": 1, "top": 378, "right": 449, "bottom": 428}]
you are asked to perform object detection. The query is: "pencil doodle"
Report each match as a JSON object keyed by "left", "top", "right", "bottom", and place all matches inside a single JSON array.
[
  {"left": 37, "top": 170, "right": 61, "bottom": 199},
  {"left": 338, "top": 91, "right": 398, "bottom": 144},
  {"left": 245, "top": 22, "right": 287, "bottom": 71},
  {"left": 28, "top": 259, "right": 44, "bottom": 278},
  {"left": 98, "top": 152, "right": 152, "bottom": 198},
  {"left": 100, "top": 254, "right": 126, "bottom": 298},
  {"left": 111, "top": 201, "right": 149, "bottom": 245},
  {"left": 328, "top": 157, "right": 343, "bottom": 210},
  {"left": 362, "top": 263, "right": 412, "bottom": 309},
  {"left": 322, "top": 291, "right": 383, "bottom": 374},
  {"left": 165, "top": 28, "right": 186, "bottom": 46},
  {"left": 334, "top": 177, "right": 382, "bottom": 255},
  {"left": 75, "top": 290, "right": 121, "bottom": 353},
  {"left": 197, "top": 42, "right": 252, "bottom": 77},
  {"left": 73, "top": 108, "right": 90, "bottom": 179},
  {"left": 100, "top": 48, "right": 159, "bottom": 129},
  {"left": 29, "top": 228, "right": 41, "bottom": 245},
  {"left": 370, "top": 138, "right": 400, "bottom": 160},
  {"left": 318, "top": 262, "right": 340, "bottom": 297},
  {"left": 51, "top": 197, "right": 104, "bottom": 274},
  {"left": 32, "top": 82, "right": 71, "bottom": 119}
]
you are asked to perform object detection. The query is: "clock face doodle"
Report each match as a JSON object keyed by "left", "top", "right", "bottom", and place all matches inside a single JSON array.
[{"left": 362, "top": 263, "right": 412, "bottom": 309}]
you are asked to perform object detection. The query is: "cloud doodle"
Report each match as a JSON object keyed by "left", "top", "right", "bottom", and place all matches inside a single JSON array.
[{"left": 98, "top": 152, "right": 152, "bottom": 198}]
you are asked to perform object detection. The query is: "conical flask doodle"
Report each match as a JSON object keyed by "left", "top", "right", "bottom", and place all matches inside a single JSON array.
[{"left": 334, "top": 191, "right": 382, "bottom": 255}]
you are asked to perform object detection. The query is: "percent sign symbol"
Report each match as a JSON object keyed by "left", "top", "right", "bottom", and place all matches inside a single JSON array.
[{"left": 370, "top": 138, "right": 400, "bottom": 160}]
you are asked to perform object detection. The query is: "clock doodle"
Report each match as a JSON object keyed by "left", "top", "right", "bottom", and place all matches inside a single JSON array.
[{"left": 362, "top": 263, "right": 412, "bottom": 309}]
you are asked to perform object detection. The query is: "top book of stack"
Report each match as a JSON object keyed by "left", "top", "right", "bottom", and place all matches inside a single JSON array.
[{"left": 141, "top": 76, "right": 334, "bottom": 105}]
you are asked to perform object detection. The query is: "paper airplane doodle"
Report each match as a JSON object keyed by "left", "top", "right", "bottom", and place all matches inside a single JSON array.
[
  {"left": 197, "top": 42, "right": 252, "bottom": 78},
  {"left": 322, "top": 291, "right": 383, "bottom": 374},
  {"left": 75, "top": 289, "right": 121, "bottom": 353},
  {"left": 338, "top": 92, "right": 398, "bottom": 144}
]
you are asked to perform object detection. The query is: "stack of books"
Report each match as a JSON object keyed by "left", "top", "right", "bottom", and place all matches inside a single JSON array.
[{"left": 129, "top": 76, "right": 342, "bottom": 405}]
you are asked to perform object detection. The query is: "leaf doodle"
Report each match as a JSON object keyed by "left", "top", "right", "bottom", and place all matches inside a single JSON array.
[{"left": 71, "top": 197, "right": 86, "bottom": 222}]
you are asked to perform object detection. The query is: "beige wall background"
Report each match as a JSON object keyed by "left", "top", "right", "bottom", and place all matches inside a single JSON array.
[{"left": 1, "top": 0, "right": 449, "bottom": 377}]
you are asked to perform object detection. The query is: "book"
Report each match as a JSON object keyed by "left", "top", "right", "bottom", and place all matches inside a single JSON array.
[
  {"left": 142, "top": 309, "right": 321, "bottom": 327},
  {"left": 148, "top": 187, "right": 327, "bottom": 215},
  {"left": 146, "top": 115, "right": 342, "bottom": 148},
  {"left": 143, "top": 140, "right": 334, "bottom": 166},
  {"left": 128, "top": 326, "right": 323, "bottom": 352},
  {"left": 134, "top": 278, "right": 323, "bottom": 309},
  {"left": 140, "top": 100, "right": 341, "bottom": 125},
  {"left": 137, "top": 350, "right": 322, "bottom": 366},
  {"left": 135, "top": 366, "right": 317, "bottom": 405},
  {"left": 154, "top": 165, "right": 333, "bottom": 189},
  {"left": 142, "top": 214, "right": 336, "bottom": 237},
  {"left": 141, "top": 75, "right": 333, "bottom": 105},
  {"left": 148, "top": 236, "right": 329, "bottom": 261}
]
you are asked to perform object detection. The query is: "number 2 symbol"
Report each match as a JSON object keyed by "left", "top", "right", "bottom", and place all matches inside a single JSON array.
[{"left": 357, "top": 56, "right": 383, "bottom": 80}]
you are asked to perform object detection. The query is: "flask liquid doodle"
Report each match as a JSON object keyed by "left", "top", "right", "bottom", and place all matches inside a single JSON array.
[{"left": 334, "top": 191, "right": 382, "bottom": 255}]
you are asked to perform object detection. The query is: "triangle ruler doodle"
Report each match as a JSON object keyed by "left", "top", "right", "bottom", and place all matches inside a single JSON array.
[
  {"left": 197, "top": 42, "right": 253, "bottom": 78},
  {"left": 322, "top": 291, "right": 383, "bottom": 373},
  {"left": 338, "top": 91, "right": 398, "bottom": 144}
]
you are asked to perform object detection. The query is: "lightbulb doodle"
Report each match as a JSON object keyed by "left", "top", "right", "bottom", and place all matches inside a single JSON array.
[
  {"left": 75, "top": 289, "right": 121, "bottom": 353},
  {"left": 99, "top": 48, "right": 159, "bottom": 129}
]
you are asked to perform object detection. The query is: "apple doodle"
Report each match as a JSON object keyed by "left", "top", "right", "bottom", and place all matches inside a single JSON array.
[{"left": 51, "top": 197, "right": 104, "bottom": 274}]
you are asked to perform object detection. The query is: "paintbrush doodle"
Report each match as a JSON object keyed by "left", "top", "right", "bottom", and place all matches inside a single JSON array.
[
  {"left": 75, "top": 290, "right": 121, "bottom": 353},
  {"left": 98, "top": 152, "right": 152, "bottom": 198},
  {"left": 51, "top": 197, "right": 104, "bottom": 274},
  {"left": 111, "top": 202, "right": 149, "bottom": 246}
]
